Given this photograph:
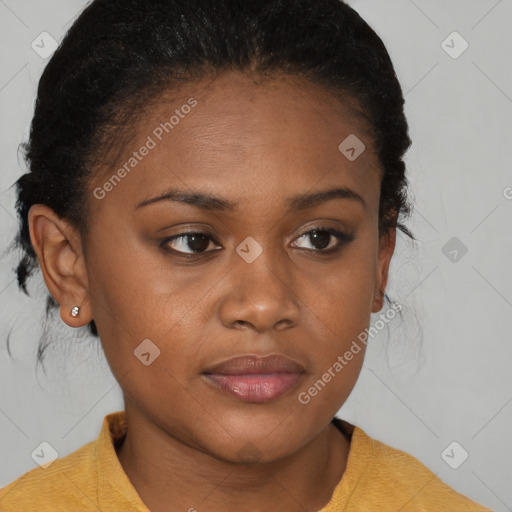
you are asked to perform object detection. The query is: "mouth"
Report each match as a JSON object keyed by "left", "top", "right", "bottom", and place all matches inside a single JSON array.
[{"left": 201, "top": 354, "right": 305, "bottom": 403}]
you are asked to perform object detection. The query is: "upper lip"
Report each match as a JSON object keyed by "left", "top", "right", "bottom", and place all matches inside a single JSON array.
[{"left": 202, "top": 354, "right": 305, "bottom": 375}]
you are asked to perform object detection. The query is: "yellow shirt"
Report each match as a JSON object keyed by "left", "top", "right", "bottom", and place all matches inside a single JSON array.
[{"left": 0, "top": 411, "right": 492, "bottom": 511}]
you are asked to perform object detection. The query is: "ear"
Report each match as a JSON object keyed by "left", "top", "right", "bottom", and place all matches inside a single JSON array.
[
  {"left": 28, "top": 204, "right": 91, "bottom": 328},
  {"left": 371, "top": 225, "right": 397, "bottom": 313}
]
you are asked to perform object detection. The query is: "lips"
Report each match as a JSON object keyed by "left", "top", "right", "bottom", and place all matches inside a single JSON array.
[{"left": 201, "top": 354, "right": 305, "bottom": 403}]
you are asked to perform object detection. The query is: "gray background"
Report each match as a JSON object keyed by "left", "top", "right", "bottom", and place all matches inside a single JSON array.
[{"left": 0, "top": 1, "right": 511, "bottom": 510}]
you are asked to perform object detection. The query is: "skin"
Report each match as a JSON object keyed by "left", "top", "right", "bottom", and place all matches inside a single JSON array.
[{"left": 28, "top": 70, "right": 396, "bottom": 512}]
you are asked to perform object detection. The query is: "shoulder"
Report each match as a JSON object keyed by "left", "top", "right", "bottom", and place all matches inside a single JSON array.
[
  {"left": 0, "top": 440, "right": 99, "bottom": 512},
  {"left": 353, "top": 426, "right": 492, "bottom": 511},
  {"left": 327, "top": 420, "right": 493, "bottom": 511},
  {"left": 0, "top": 411, "right": 146, "bottom": 512}
]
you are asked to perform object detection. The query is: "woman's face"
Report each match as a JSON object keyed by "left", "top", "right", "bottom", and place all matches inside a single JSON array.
[{"left": 79, "top": 71, "right": 394, "bottom": 461}]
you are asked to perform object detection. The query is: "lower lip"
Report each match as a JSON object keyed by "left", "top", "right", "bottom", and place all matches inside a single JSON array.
[{"left": 202, "top": 372, "right": 303, "bottom": 403}]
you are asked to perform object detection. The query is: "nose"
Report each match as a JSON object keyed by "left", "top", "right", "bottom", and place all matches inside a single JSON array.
[{"left": 218, "top": 248, "right": 301, "bottom": 333}]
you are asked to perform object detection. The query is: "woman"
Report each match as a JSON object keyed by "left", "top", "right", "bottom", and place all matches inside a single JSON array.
[{"left": 0, "top": 0, "right": 492, "bottom": 510}]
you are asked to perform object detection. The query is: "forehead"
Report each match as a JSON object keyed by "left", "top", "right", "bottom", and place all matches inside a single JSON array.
[
  {"left": 90, "top": 71, "right": 382, "bottom": 213},
  {"left": 148, "top": 71, "right": 374, "bottom": 156}
]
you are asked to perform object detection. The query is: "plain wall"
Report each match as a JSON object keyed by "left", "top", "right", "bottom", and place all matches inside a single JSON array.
[{"left": 0, "top": 1, "right": 510, "bottom": 510}]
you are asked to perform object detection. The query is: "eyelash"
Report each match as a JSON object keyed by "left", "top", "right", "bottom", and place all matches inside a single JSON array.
[{"left": 160, "top": 227, "right": 355, "bottom": 259}]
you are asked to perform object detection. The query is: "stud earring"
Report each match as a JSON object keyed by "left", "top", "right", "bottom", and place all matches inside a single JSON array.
[{"left": 71, "top": 306, "right": 80, "bottom": 317}]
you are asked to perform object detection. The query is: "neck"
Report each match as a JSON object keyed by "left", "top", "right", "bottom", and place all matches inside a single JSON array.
[{"left": 116, "top": 404, "right": 351, "bottom": 512}]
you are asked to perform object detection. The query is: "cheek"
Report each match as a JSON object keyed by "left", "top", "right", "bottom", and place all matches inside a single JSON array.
[
  {"left": 293, "top": 265, "right": 373, "bottom": 419},
  {"left": 85, "top": 220, "right": 196, "bottom": 333}
]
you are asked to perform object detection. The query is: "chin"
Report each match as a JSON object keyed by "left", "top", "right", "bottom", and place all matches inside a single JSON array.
[{"left": 203, "top": 429, "right": 306, "bottom": 466}]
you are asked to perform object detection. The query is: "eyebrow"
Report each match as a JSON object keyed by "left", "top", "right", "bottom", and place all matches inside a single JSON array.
[{"left": 135, "top": 186, "right": 366, "bottom": 212}]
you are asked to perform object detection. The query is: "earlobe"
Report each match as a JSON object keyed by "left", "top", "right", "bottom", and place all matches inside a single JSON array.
[
  {"left": 371, "top": 290, "right": 384, "bottom": 313},
  {"left": 28, "top": 204, "right": 91, "bottom": 328}
]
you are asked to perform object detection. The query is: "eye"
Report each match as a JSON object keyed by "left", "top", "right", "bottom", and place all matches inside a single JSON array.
[
  {"left": 161, "top": 227, "right": 354, "bottom": 259},
  {"left": 291, "top": 227, "right": 354, "bottom": 254},
  {"left": 161, "top": 231, "right": 221, "bottom": 256}
]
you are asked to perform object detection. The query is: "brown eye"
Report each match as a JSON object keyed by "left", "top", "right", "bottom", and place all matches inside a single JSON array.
[
  {"left": 162, "top": 231, "right": 220, "bottom": 255},
  {"left": 292, "top": 228, "right": 354, "bottom": 253}
]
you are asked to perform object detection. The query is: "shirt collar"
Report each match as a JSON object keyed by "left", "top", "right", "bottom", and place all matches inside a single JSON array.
[{"left": 95, "top": 410, "right": 150, "bottom": 512}]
